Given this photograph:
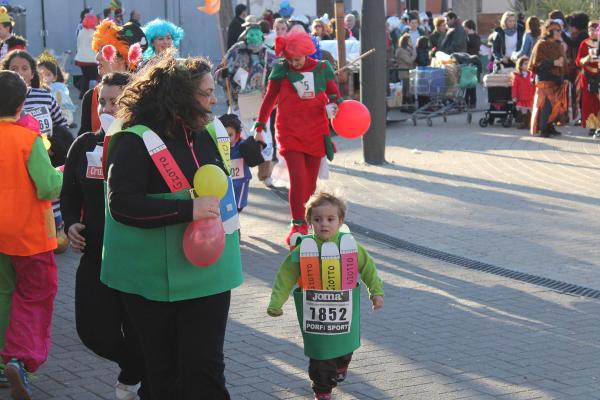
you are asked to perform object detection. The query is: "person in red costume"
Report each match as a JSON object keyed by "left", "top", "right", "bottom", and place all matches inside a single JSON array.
[
  {"left": 253, "top": 31, "right": 342, "bottom": 246},
  {"left": 575, "top": 21, "right": 600, "bottom": 135}
]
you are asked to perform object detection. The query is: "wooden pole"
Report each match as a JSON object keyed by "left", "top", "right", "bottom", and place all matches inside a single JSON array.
[
  {"left": 361, "top": 0, "right": 387, "bottom": 164},
  {"left": 218, "top": 0, "right": 234, "bottom": 51},
  {"left": 334, "top": 0, "right": 348, "bottom": 97},
  {"left": 216, "top": 17, "right": 225, "bottom": 59},
  {"left": 335, "top": 49, "right": 375, "bottom": 74}
]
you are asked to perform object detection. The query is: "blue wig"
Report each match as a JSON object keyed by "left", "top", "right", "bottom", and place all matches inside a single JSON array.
[{"left": 142, "top": 18, "right": 184, "bottom": 60}]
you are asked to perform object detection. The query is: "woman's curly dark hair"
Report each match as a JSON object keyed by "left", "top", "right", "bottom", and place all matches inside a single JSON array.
[
  {"left": 1, "top": 50, "right": 41, "bottom": 88},
  {"left": 117, "top": 50, "right": 213, "bottom": 138}
]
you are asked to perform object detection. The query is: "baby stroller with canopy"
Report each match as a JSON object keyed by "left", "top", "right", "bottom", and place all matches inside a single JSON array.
[{"left": 479, "top": 63, "right": 517, "bottom": 127}]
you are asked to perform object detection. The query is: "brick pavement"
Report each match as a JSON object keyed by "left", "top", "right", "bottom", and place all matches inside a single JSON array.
[
  {"left": 329, "top": 114, "right": 600, "bottom": 289},
  {"left": 13, "top": 176, "right": 600, "bottom": 399}
]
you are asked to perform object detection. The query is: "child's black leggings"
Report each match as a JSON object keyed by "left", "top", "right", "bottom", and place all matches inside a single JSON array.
[{"left": 309, "top": 353, "right": 353, "bottom": 394}]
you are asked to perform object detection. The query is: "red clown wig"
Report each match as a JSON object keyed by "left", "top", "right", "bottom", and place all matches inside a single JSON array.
[{"left": 275, "top": 31, "right": 316, "bottom": 59}]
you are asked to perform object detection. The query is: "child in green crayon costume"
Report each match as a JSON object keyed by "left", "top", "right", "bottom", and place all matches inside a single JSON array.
[{"left": 268, "top": 192, "right": 384, "bottom": 400}]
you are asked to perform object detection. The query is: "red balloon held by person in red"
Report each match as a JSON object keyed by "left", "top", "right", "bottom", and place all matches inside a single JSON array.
[
  {"left": 183, "top": 217, "right": 225, "bottom": 267},
  {"left": 331, "top": 100, "right": 371, "bottom": 139}
]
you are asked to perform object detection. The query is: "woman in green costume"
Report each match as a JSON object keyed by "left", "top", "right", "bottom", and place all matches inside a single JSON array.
[{"left": 101, "top": 52, "right": 242, "bottom": 399}]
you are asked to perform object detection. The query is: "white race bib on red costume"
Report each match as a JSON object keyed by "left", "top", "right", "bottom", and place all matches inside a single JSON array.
[{"left": 293, "top": 72, "right": 316, "bottom": 99}]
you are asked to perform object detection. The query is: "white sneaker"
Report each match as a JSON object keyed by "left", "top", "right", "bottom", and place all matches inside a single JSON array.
[
  {"left": 115, "top": 381, "right": 140, "bottom": 400},
  {"left": 263, "top": 177, "right": 274, "bottom": 187}
]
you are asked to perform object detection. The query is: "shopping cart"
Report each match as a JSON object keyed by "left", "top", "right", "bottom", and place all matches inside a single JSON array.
[{"left": 409, "top": 65, "right": 475, "bottom": 126}]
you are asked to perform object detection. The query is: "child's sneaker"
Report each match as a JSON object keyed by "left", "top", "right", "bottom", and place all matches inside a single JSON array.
[
  {"left": 115, "top": 381, "right": 140, "bottom": 400},
  {"left": 263, "top": 177, "right": 274, "bottom": 187},
  {"left": 5, "top": 359, "right": 31, "bottom": 400},
  {"left": 0, "top": 367, "right": 9, "bottom": 388},
  {"left": 314, "top": 392, "right": 332, "bottom": 400},
  {"left": 335, "top": 367, "right": 348, "bottom": 382}
]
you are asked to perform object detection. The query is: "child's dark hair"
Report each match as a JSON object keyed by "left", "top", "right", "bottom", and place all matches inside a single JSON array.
[
  {"left": 1, "top": 21, "right": 12, "bottom": 33},
  {"left": 463, "top": 19, "right": 476, "bottom": 32},
  {"left": 1, "top": 50, "right": 41, "bottom": 88},
  {"left": 515, "top": 56, "right": 529, "bottom": 72},
  {"left": 100, "top": 71, "right": 131, "bottom": 87},
  {"left": 37, "top": 60, "right": 65, "bottom": 83},
  {"left": 416, "top": 36, "right": 429, "bottom": 49},
  {"left": 305, "top": 191, "right": 347, "bottom": 222},
  {"left": 0, "top": 70, "right": 27, "bottom": 117},
  {"left": 219, "top": 113, "right": 242, "bottom": 133}
]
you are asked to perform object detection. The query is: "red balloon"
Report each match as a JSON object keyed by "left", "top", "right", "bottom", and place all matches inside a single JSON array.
[
  {"left": 332, "top": 100, "right": 371, "bottom": 139},
  {"left": 183, "top": 218, "right": 225, "bottom": 267}
]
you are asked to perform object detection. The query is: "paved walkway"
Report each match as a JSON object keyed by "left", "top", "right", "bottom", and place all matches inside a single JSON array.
[
  {"left": 330, "top": 114, "right": 600, "bottom": 289},
  {"left": 18, "top": 147, "right": 600, "bottom": 399}
]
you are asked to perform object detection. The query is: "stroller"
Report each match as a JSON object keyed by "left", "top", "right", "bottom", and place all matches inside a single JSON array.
[{"left": 479, "top": 63, "right": 518, "bottom": 128}]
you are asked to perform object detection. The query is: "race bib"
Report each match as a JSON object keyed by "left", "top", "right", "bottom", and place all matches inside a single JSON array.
[
  {"left": 220, "top": 177, "right": 240, "bottom": 234},
  {"left": 293, "top": 72, "right": 316, "bottom": 99},
  {"left": 233, "top": 67, "right": 249, "bottom": 91},
  {"left": 23, "top": 106, "right": 53, "bottom": 136},
  {"left": 302, "top": 289, "right": 352, "bottom": 335},
  {"left": 85, "top": 145, "right": 104, "bottom": 179},
  {"left": 230, "top": 158, "right": 245, "bottom": 180}
]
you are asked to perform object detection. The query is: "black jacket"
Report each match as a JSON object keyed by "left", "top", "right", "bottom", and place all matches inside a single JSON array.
[
  {"left": 106, "top": 127, "right": 225, "bottom": 229},
  {"left": 78, "top": 88, "right": 94, "bottom": 136},
  {"left": 60, "top": 131, "right": 106, "bottom": 262},
  {"left": 0, "top": 34, "right": 27, "bottom": 52},
  {"left": 226, "top": 16, "right": 245, "bottom": 50},
  {"left": 466, "top": 33, "right": 481, "bottom": 56},
  {"left": 492, "top": 27, "right": 524, "bottom": 62},
  {"left": 440, "top": 23, "right": 467, "bottom": 54},
  {"left": 562, "top": 30, "right": 588, "bottom": 79},
  {"left": 415, "top": 48, "right": 430, "bottom": 67}
]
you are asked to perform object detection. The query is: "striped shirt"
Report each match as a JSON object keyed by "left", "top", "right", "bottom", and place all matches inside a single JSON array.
[{"left": 23, "top": 88, "right": 68, "bottom": 136}]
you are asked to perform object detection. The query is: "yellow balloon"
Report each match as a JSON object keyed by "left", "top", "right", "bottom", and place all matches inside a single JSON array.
[{"left": 193, "top": 164, "right": 228, "bottom": 199}]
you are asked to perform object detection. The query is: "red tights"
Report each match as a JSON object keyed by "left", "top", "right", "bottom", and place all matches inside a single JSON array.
[{"left": 282, "top": 151, "right": 322, "bottom": 222}]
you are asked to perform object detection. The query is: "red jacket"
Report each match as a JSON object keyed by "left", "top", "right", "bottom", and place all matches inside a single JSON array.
[{"left": 511, "top": 71, "right": 535, "bottom": 109}]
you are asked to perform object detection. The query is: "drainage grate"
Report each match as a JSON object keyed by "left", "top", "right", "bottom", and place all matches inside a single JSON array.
[{"left": 269, "top": 187, "right": 600, "bottom": 300}]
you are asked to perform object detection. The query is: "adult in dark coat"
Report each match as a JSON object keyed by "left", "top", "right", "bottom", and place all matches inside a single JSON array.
[
  {"left": 440, "top": 12, "right": 467, "bottom": 54},
  {"left": 492, "top": 11, "right": 524, "bottom": 68},
  {"left": 463, "top": 19, "right": 481, "bottom": 108},
  {"left": 562, "top": 12, "right": 590, "bottom": 122},
  {"left": 227, "top": 4, "right": 248, "bottom": 50}
]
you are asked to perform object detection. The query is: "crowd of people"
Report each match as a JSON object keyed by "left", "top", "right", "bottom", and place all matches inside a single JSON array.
[
  {"left": 387, "top": 9, "right": 600, "bottom": 138},
  {"left": 3, "top": 3, "right": 600, "bottom": 400},
  {"left": 0, "top": 5, "right": 384, "bottom": 400}
]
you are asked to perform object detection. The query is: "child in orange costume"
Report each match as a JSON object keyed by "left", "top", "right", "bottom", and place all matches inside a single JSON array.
[{"left": 0, "top": 70, "right": 62, "bottom": 399}]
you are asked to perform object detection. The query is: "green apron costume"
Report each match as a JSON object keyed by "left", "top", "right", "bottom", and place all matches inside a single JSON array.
[
  {"left": 293, "top": 284, "right": 361, "bottom": 360},
  {"left": 292, "top": 234, "right": 360, "bottom": 360},
  {"left": 268, "top": 232, "right": 383, "bottom": 360},
  {"left": 101, "top": 124, "right": 243, "bottom": 302}
]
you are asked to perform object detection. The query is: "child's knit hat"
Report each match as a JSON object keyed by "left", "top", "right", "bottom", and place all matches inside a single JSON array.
[{"left": 0, "top": 7, "right": 14, "bottom": 26}]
